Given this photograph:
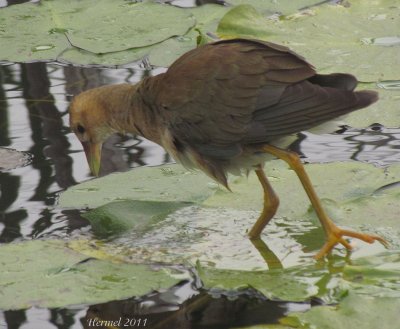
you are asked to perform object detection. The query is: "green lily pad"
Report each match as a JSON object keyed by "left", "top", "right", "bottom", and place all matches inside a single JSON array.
[
  {"left": 147, "top": 30, "right": 200, "bottom": 68},
  {"left": 217, "top": 2, "right": 400, "bottom": 81},
  {"left": 217, "top": 5, "right": 275, "bottom": 40},
  {"left": 200, "top": 263, "right": 328, "bottom": 302},
  {"left": 58, "top": 160, "right": 400, "bottom": 304},
  {"left": 202, "top": 250, "right": 400, "bottom": 303},
  {"left": 0, "top": 239, "right": 184, "bottom": 310},
  {"left": 59, "top": 46, "right": 150, "bottom": 67},
  {"left": 60, "top": 1, "right": 194, "bottom": 53},
  {"left": 0, "top": 0, "right": 195, "bottom": 64},
  {"left": 83, "top": 200, "right": 189, "bottom": 238},
  {"left": 281, "top": 292, "right": 398, "bottom": 329},
  {"left": 204, "top": 160, "right": 400, "bottom": 234},
  {"left": 0, "top": 2, "right": 69, "bottom": 62},
  {"left": 346, "top": 84, "right": 400, "bottom": 128},
  {"left": 59, "top": 164, "right": 216, "bottom": 209},
  {"left": 342, "top": 251, "right": 400, "bottom": 298},
  {"left": 227, "top": 0, "right": 326, "bottom": 15},
  {"left": 59, "top": 160, "right": 400, "bottom": 274},
  {"left": 60, "top": 3, "right": 230, "bottom": 67}
]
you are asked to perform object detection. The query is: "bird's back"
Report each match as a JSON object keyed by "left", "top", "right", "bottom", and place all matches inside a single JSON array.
[{"left": 137, "top": 39, "right": 378, "bottom": 184}]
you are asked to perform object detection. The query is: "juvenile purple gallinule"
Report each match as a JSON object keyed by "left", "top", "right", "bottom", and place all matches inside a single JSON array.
[{"left": 69, "top": 38, "right": 386, "bottom": 259}]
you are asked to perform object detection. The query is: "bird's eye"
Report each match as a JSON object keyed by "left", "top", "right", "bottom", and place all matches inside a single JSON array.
[{"left": 76, "top": 124, "right": 85, "bottom": 134}]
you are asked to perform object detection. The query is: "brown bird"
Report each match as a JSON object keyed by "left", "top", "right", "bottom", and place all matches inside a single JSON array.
[{"left": 69, "top": 38, "right": 386, "bottom": 259}]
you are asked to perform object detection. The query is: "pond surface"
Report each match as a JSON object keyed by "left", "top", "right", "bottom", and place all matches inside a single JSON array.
[{"left": 1, "top": 60, "right": 400, "bottom": 328}]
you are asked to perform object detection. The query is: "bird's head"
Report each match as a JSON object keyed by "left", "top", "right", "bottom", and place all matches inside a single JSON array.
[{"left": 69, "top": 84, "right": 134, "bottom": 176}]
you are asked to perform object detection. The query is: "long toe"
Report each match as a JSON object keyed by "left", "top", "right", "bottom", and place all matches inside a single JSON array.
[{"left": 314, "top": 226, "right": 388, "bottom": 260}]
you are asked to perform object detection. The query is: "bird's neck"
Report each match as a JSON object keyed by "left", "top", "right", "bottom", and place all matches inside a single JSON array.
[{"left": 107, "top": 78, "right": 164, "bottom": 145}]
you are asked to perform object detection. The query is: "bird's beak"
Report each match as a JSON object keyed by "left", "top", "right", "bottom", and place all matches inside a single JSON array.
[{"left": 81, "top": 141, "right": 102, "bottom": 176}]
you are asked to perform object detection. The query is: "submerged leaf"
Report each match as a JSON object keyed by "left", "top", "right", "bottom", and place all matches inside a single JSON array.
[{"left": 83, "top": 200, "right": 189, "bottom": 238}]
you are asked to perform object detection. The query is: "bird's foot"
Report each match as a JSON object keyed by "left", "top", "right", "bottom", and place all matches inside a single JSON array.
[{"left": 314, "top": 224, "right": 388, "bottom": 260}]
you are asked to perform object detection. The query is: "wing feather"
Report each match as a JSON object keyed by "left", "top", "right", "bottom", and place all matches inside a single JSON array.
[{"left": 144, "top": 39, "right": 376, "bottom": 163}]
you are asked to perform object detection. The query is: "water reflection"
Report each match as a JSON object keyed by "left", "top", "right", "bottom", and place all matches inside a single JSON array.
[
  {"left": 0, "top": 62, "right": 172, "bottom": 243},
  {"left": 82, "top": 282, "right": 310, "bottom": 329},
  {"left": 297, "top": 125, "right": 400, "bottom": 167}
]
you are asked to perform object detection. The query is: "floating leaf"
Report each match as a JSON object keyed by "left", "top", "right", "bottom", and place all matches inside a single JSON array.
[
  {"left": 0, "top": 0, "right": 195, "bottom": 64},
  {"left": 217, "top": 2, "right": 400, "bottom": 81},
  {"left": 200, "top": 263, "right": 327, "bottom": 302},
  {"left": 59, "top": 164, "right": 217, "bottom": 209},
  {"left": 60, "top": 1, "right": 195, "bottom": 53},
  {"left": 217, "top": 5, "right": 274, "bottom": 40},
  {"left": 281, "top": 292, "right": 399, "bottom": 329},
  {"left": 60, "top": 161, "right": 399, "bottom": 271},
  {"left": 346, "top": 85, "right": 400, "bottom": 128},
  {"left": 227, "top": 0, "right": 326, "bottom": 15},
  {"left": 0, "top": 239, "right": 185, "bottom": 310}
]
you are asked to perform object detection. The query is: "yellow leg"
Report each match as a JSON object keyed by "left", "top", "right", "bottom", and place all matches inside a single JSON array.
[
  {"left": 248, "top": 166, "right": 280, "bottom": 239},
  {"left": 260, "top": 144, "right": 387, "bottom": 259}
]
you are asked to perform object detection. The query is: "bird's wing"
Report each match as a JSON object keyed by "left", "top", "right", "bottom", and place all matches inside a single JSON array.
[
  {"left": 149, "top": 39, "right": 315, "bottom": 159},
  {"left": 244, "top": 80, "right": 377, "bottom": 143}
]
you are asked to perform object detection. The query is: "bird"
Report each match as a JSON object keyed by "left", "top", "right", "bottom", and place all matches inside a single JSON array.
[{"left": 69, "top": 38, "right": 386, "bottom": 259}]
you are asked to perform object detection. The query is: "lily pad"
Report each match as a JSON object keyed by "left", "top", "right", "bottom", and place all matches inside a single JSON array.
[
  {"left": 0, "top": 0, "right": 195, "bottom": 64},
  {"left": 55, "top": 160, "right": 400, "bottom": 307},
  {"left": 200, "top": 263, "right": 328, "bottom": 302},
  {"left": 60, "top": 3, "right": 230, "bottom": 67},
  {"left": 60, "top": 161, "right": 399, "bottom": 271},
  {"left": 342, "top": 251, "right": 400, "bottom": 298},
  {"left": 0, "top": 239, "right": 184, "bottom": 310},
  {"left": 227, "top": 0, "right": 327, "bottom": 15},
  {"left": 346, "top": 84, "right": 400, "bottom": 128},
  {"left": 59, "top": 164, "right": 217, "bottom": 208},
  {"left": 217, "top": 2, "right": 400, "bottom": 81},
  {"left": 60, "top": 0, "right": 194, "bottom": 53},
  {"left": 0, "top": 3, "right": 69, "bottom": 62},
  {"left": 204, "top": 160, "right": 400, "bottom": 235},
  {"left": 59, "top": 46, "right": 150, "bottom": 67},
  {"left": 201, "top": 250, "right": 400, "bottom": 303},
  {"left": 281, "top": 292, "right": 398, "bottom": 329}
]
